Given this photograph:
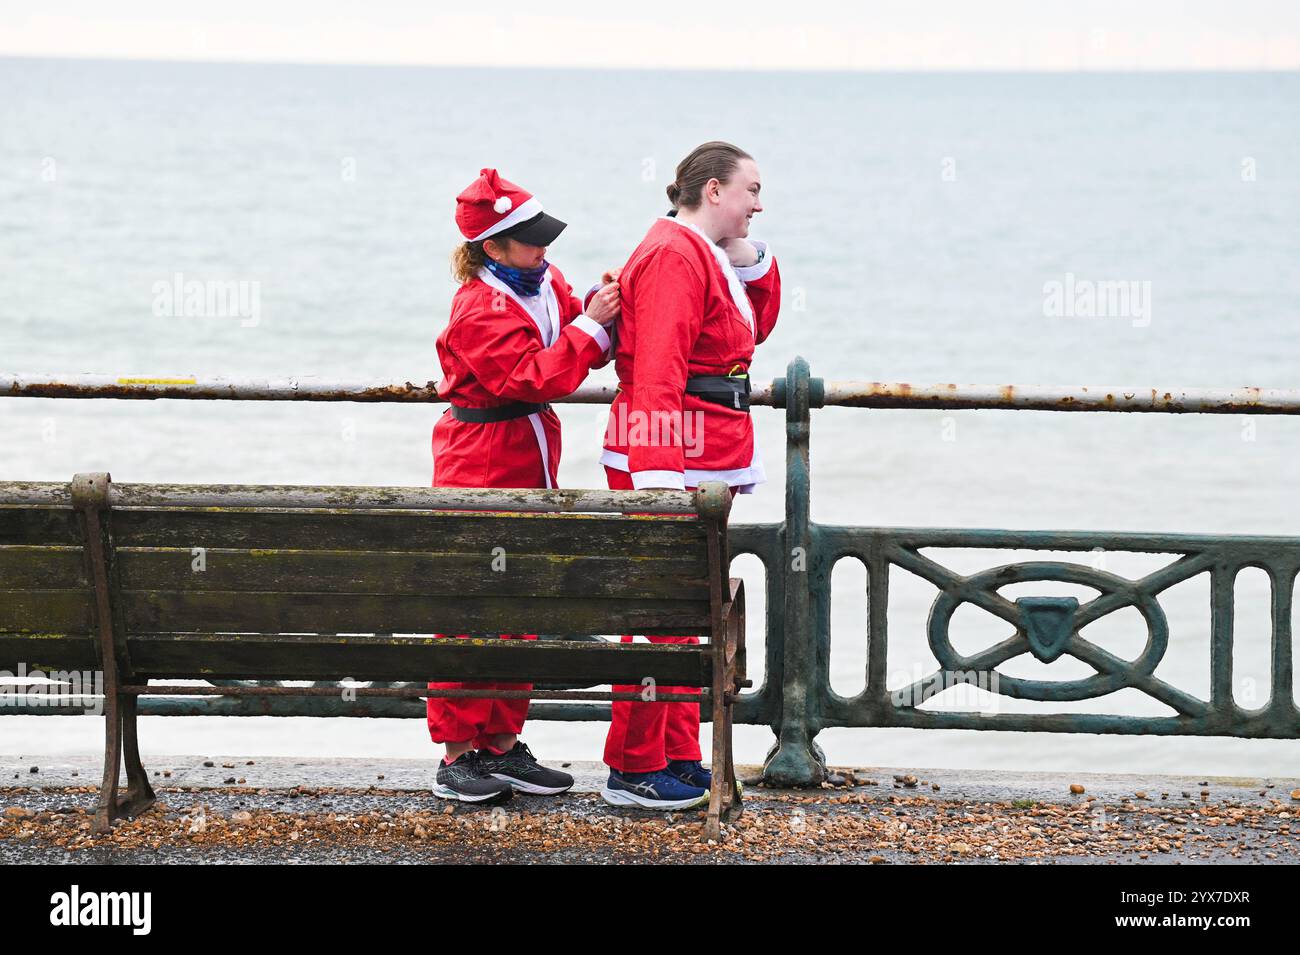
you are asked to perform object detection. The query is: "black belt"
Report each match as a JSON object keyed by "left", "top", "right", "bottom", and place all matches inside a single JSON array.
[
  {"left": 685, "top": 375, "right": 750, "bottom": 411},
  {"left": 450, "top": 401, "right": 550, "bottom": 423}
]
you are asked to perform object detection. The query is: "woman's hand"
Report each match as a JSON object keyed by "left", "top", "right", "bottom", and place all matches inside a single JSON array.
[
  {"left": 601, "top": 267, "right": 622, "bottom": 285},
  {"left": 719, "top": 238, "right": 758, "bottom": 268},
  {"left": 585, "top": 281, "right": 620, "bottom": 326}
]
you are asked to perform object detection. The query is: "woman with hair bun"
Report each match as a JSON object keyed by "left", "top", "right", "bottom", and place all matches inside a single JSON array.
[{"left": 598, "top": 141, "right": 781, "bottom": 810}]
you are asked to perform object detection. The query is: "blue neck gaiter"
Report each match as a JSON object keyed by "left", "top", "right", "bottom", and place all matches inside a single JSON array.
[{"left": 485, "top": 258, "right": 549, "bottom": 297}]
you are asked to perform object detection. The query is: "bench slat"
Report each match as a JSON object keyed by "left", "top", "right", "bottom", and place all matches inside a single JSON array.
[
  {"left": 0, "top": 590, "right": 96, "bottom": 633},
  {"left": 0, "top": 547, "right": 89, "bottom": 589},
  {"left": 128, "top": 633, "right": 713, "bottom": 685},
  {"left": 111, "top": 509, "right": 706, "bottom": 556},
  {"left": 0, "top": 507, "right": 82, "bottom": 546},
  {"left": 0, "top": 633, "right": 98, "bottom": 671},
  {"left": 116, "top": 548, "right": 710, "bottom": 600},
  {"left": 120, "top": 591, "right": 712, "bottom": 636}
]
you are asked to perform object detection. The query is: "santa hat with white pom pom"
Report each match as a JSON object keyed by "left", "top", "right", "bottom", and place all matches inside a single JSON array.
[{"left": 454, "top": 167, "right": 567, "bottom": 246}]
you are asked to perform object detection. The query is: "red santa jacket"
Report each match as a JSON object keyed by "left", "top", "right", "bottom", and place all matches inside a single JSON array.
[
  {"left": 433, "top": 264, "right": 611, "bottom": 489},
  {"left": 600, "top": 217, "right": 780, "bottom": 490}
]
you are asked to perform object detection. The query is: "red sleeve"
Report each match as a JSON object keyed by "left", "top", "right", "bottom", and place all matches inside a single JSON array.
[
  {"left": 555, "top": 269, "right": 614, "bottom": 369},
  {"left": 448, "top": 294, "right": 608, "bottom": 403},
  {"left": 626, "top": 249, "right": 705, "bottom": 489},
  {"left": 735, "top": 245, "right": 781, "bottom": 345}
]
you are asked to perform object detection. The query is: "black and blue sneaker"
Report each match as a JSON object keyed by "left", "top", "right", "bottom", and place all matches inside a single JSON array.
[
  {"left": 476, "top": 741, "right": 574, "bottom": 796},
  {"left": 601, "top": 768, "right": 709, "bottom": 810},
  {"left": 666, "top": 759, "right": 712, "bottom": 790},
  {"left": 432, "top": 750, "right": 514, "bottom": 804}
]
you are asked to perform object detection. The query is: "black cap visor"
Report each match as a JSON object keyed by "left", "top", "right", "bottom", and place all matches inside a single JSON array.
[{"left": 494, "top": 211, "right": 566, "bottom": 247}]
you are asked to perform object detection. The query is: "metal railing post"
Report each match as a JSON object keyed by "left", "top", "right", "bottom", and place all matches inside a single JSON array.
[{"left": 762, "top": 356, "right": 828, "bottom": 786}]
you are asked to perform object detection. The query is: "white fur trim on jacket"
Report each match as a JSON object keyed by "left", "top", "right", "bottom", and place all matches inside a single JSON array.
[
  {"left": 600, "top": 450, "right": 766, "bottom": 493},
  {"left": 571, "top": 314, "right": 612, "bottom": 352}
]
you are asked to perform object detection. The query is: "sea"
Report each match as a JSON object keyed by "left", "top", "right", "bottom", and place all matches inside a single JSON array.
[{"left": 2, "top": 58, "right": 1299, "bottom": 776}]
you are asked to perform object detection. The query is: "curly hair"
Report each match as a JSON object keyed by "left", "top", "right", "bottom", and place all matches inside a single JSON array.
[{"left": 450, "top": 240, "right": 489, "bottom": 284}]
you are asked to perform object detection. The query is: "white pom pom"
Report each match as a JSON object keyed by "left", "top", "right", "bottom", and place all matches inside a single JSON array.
[{"left": 493, "top": 196, "right": 512, "bottom": 214}]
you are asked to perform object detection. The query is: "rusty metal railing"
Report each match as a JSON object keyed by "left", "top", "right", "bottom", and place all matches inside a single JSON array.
[
  {"left": 5, "top": 359, "right": 1300, "bottom": 786},
  {"left": 6, "top": 371, "right": 1300, "bottom": 413}
]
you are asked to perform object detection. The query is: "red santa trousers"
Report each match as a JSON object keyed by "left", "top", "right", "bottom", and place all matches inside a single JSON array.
[
  {"left": 426, "top": 633, "right": 538, "bottom": 748},
  {"left": 602, "top": 466, "right": 734, "bottom": 773}
]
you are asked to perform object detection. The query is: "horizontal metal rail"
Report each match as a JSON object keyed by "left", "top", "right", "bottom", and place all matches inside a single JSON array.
[{"left": 7, "top": 372, "right": 1300, "bottom": 413}]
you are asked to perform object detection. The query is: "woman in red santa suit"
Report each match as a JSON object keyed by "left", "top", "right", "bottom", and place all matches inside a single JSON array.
[
  {"left": 428, "top": 167, "right": 621, "bottom": 804},
  {"left": 599, "top": 141, "right": 780, "bottom": 809}
]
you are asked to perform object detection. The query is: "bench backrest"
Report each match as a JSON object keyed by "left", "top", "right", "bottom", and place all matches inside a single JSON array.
[{"left": 0, "top": 474, "right": 731, "bottom": 687}]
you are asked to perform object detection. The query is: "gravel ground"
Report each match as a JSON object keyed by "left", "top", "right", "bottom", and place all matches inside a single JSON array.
[{"left": 4, "top": 763, "right": 1299, "bottom": 864}]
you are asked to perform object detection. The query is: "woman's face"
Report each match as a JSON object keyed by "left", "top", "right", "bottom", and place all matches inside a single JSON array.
[
  {"left": 711, "top": 158, "right": 763, "bottom": 240},
  {"left": 485, "top": 237, "right": 547, "bottom": 269}
]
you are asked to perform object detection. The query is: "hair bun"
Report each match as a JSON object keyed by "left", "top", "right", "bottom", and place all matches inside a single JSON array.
[{"left": 665, "top": 181, "right": 681, "bottom": 206}]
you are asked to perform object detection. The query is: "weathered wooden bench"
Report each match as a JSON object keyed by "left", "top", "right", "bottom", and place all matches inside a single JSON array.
[{"left": 0, "top": 473, "right": 746, "bottom": 839}]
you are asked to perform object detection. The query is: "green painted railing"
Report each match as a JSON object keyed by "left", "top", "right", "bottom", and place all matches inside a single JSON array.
[{"left": 5, "top": 359, "right": 1299, "bottom": 786}]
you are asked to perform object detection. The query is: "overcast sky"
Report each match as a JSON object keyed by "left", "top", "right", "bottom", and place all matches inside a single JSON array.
[{"left": 2, "top": 1, "right": 1298, "bottom": 70}]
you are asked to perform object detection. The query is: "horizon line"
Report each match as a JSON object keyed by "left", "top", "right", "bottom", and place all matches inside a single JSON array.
[{"left": 3, "top": 53, "right": 1299, "bottom": 74}]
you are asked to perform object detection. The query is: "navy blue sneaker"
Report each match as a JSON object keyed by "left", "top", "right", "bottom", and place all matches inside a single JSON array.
[
  {"left": 601, "top": 769, "right": 709, "bottom": 810},
  {"left": 666, "top": 759, "right": 712, "bottom": 790}
]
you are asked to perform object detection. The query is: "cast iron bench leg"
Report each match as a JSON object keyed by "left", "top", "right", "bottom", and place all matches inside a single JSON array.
[
  {"left": 705, "top": 632, "right": 744, "bottom": 839},
  {"left": 706, "top": 682, "right": 726, "bottom": 841},
  {"left": 721, "top": 693, "right": 743, "bottom": 824},
  {"left": 119, "top": 695, "right": 156, "bottom": 816},
  {"left": 93, "top": 691, "right": 122, "bottom": 833},
  {"left": 93, "top": 693, "right": 155, "bottom": 833}
]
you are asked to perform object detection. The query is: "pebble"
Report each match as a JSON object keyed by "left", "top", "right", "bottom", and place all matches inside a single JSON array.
[{"left": 1069, "top": 784, "right": 1085, "bottom": 794}]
